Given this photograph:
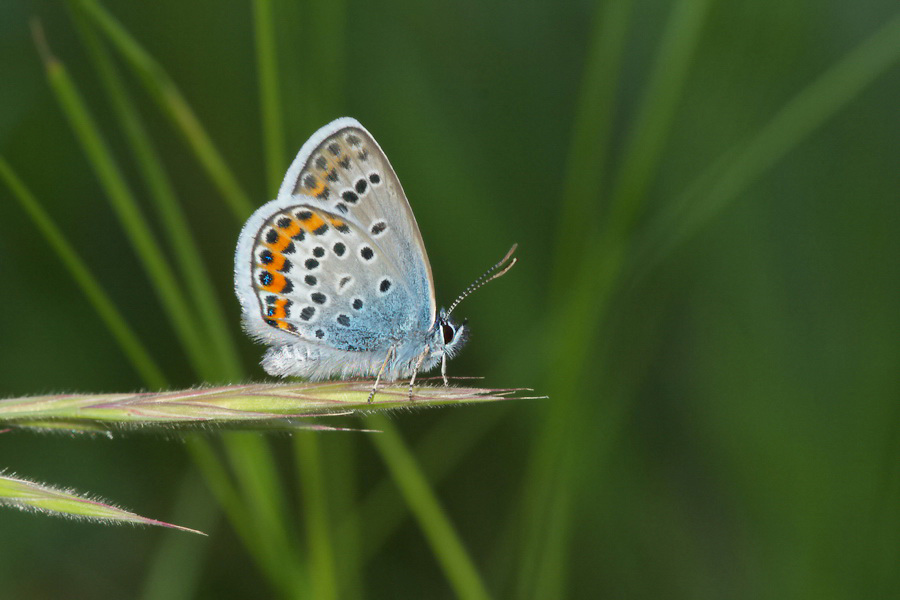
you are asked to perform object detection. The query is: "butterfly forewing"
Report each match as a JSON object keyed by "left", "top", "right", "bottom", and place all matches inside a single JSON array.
[{"left": 278, "top": 118, "right": 436, "bottom": 329}]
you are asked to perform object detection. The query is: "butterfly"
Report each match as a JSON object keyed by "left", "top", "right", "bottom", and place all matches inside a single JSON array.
[{"left": 234, "top": 118, "right": 516, "bottom": 401}]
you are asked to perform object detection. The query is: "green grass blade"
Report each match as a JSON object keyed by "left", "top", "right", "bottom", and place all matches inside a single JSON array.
[
  {"left": 252, "top": 0, "right": 285, "bottom": 196},
  {"left": 1, "top": 159, "right": 283, "bottom": 593},
  {"left": 67, "top": 5, "right": 244, "bottom": 381},
  {"left": 366, "top": 415, "right": 492, "bottom": 600},
  {"left": 604, "top": 0, "right": 715, "bottom": 240},
  {"left": 640, "top": 9, "right": 900, "bottom": 270},
  {"left": 341, "top": 407, "right": 505, "bottom": 563},
  {"left": 184, "top": 438, "right": 299, "bottom": 597},
  {"left": 0, "top": 158, "right": 167, "bottom": 389},
  {"left": 75, "top": 0, "right": 254, "bottom": 219},
  {"left": 139, "top": 469, "right": 218, "bottom": 600},
  {"left": 1, "top": 126, "right": 272, "bottom": 596},
  {"left": 261, "top": 5, "right": 350, "bottom": 597},
  {"left": 325, "top": 438, "right": 363, "bottom": 600},
  {"left": 34, "top": 32, "right": 219, "bottom": 381},
  {"left": 550, "top": 0, "right": 632, "bottom": 292},
  {"left": 519, "top": 7, "right": 900, "bottom": 598},
  {"left": 243, "top": 6, "right": 311, "bottom": 591},
  {"left": 222, "top": 433, "right": 309, "bottom": 596},
  {"left": 297, "top": 0, "right": 347, "bottom": 126},
  {"left": 519, "top": 1, "right": 716, "bottom": 596},
  {"left": 0, "top": 473, "right": 203, "bottom": 534},
  {"left": 295, "top": 433, "right": 338, "bottom": 600}
]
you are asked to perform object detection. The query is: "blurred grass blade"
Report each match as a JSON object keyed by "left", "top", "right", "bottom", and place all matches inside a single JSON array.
[
  {"left": 222, "top": 433, "right": 309, "bottom": 595},
  {"left": 640, "top": 10, "right": 900, "bottom": 270},
  {"left": 550, "top": 0, "right": 632, "bottom": 292},
  {"left": 296, "top": 0, "right": 347, "bottom": 127},
  {"left": 0, "top": 146, "right": 272, "bottom": 596},
  {"left": 0, "top": 382, "right": 525, "bottom": 432},
  {"left": 67, "top": 4, "right": 244, "bottom": 381},
  {"left": 184, "top": 438, "right": 301, "bottom": 597},
  {"left": 0, "top": 157, "right": 167, "bottom": 389},
  {"left": 75, "top": 0, "right": 253, "bottom": 219},
  {"left": 139, "top": 469, "right": 218, "bottom": 600},
  {"left": 33, "top": 24, "right": 219, "bottom": 381},
  {"left": 247, "top": 3, "right": 324, "bottom": 595},
  {"left": 520, "top": 0, "right": 716, "bottom": 596},
  {"left": 604, "top": 0, "right": 715, "bottom": 240},
  {"left": 341, "top": 406, "right": 505, "bottom": 562},
  {"left": 252, "top": 0, "right": 285, "bottom": 196},
  {"left": 366, "top": 414, "right": 492, "bottom": 600},
  {"left": 0, "top": 473, "right": 203, "bottom": 535},
  {"left": 521, "top": 7, "right": 900, "bottom": 599},
  {"left": 259, "top": 3, "right": 350, "bottom": 597},
  {"left": 295, "top": 434, "right": 338, "bottom": 600},
  {"left": 64, "top": 7, "right": 310, "bottom": 594}
]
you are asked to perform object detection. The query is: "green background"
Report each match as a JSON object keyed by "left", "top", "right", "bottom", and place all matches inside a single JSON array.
[{"left": 1, "top": 0, "right": 898, "bottom": 597}]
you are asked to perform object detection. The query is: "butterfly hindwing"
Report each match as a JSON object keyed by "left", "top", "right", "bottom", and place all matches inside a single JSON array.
[{"left": 245, "top": 203, "right": 420, "bottom": 352}]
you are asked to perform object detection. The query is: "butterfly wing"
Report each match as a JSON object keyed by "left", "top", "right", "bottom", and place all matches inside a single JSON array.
[
  {"left": 234, "top": 118, "right": 437, "bottom": 378},
  {"left": 278, "top": 117, "right": 436, "bottom": 324}
]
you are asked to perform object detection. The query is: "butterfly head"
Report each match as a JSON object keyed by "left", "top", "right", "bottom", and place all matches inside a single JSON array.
[{"left": 433, "top": 308, "right": 469, "bottom": 359}]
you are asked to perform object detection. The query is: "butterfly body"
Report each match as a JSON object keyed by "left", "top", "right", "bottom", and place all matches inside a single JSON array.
[{"left": 234, "top": 118, "right": 470, "bottom": 386}]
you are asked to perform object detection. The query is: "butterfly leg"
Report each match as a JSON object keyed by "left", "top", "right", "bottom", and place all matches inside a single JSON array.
[
  {"left": 367, "top": 346, "right": 395, "bottom": 404},
  {"left": 441, "top": 353, "right": 449, "bottom": 386},
  {"left": 408, "top": 345, "right": 429, "bottom": 402}
]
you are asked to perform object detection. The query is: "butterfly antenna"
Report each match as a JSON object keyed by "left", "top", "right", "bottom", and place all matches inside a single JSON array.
[{"left": 446, "top": 244, "right": 518, "bottom": 317}]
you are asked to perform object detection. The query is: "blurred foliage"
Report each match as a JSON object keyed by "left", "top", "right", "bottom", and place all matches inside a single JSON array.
[{"left": 0, "top": 0, "right": 898, "bottom": 598}]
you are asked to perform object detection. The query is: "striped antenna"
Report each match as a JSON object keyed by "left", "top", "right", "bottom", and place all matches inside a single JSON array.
[{"left": 446, "top": 244, "right": 518, "bottom": 317}]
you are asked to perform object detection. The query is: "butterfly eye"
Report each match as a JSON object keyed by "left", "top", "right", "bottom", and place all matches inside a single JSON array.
[{"left": 441, "top": 323, "right": 455, "bottom": 345}]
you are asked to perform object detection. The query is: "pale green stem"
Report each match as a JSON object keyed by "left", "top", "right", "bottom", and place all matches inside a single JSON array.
[
  {"left": 295, "top": 434, "right": 338, "bottom": 600},
  {"left": 366, "top": 415, "right": 492, "bottom": 600},
  {"left": 223, "top": 433, "right": 309, "bottom": 595},
  {"left": 252, "top": 0, "right": 286, "bottom": 196},
  {"left": 185, "top": 438, "right": 300, "bottom": 597},
  {"left": 61, "top": 6, "right": 314, "bottom": 593},
  {"left": 339, "top": 406, "right": 505, "bottom": 562}
]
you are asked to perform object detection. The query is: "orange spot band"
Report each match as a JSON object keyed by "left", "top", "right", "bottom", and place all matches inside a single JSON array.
[
  {"left": 308, "top": 179, "right": 326, "bottom": 196},
  {"left": 276, "top": 218, "right": 302, "bottom": 238},
  {"left": 300, "top": 213, "right": 326, "bottom": 233},
  {"left": 260, "top": 270, "right": 287, "bottom": 293},
  {"left": 267, "top": 233, "right": 293, "bottom": 252},
  {"left": 258, "top": 252, "right": 286, "bottom": 271}
]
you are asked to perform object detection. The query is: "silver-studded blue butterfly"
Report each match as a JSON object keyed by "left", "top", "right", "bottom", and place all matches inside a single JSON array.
[{"left": 234, "top": 118, "right": 516, "bottom": 400}]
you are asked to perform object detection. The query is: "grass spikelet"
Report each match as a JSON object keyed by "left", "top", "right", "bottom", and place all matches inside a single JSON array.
[
  {"left": 0, "top": 472, "right": 204, "bottom": 534},
  {"left": 0, "top": 381, "right": 530, "bottom": 433}
]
